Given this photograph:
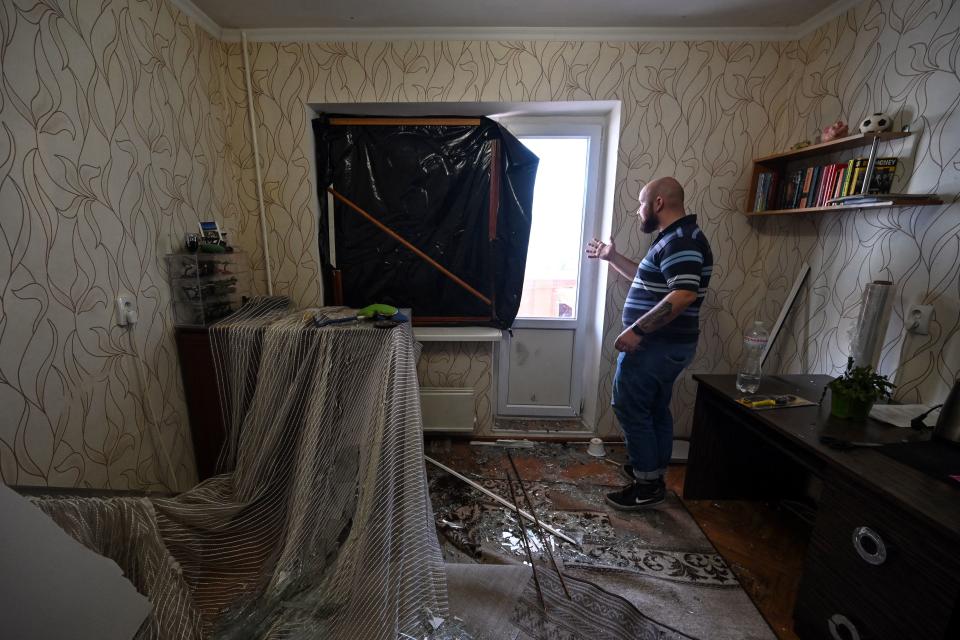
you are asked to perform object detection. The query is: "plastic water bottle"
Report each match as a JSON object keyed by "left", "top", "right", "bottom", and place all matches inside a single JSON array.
[{"left": 736, "top": 321, "right": 769, "bottom": 394}]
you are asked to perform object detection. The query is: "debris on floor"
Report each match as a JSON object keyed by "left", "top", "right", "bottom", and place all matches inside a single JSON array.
[
  {"left": 425, "top": 440, "right": 779, "bottom": 640},
  {"left": 428, "top": 472, "right": 736, "bottom": 585}
]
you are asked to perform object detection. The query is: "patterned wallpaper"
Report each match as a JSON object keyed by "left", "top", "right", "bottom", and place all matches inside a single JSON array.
[
  {"left": 0, "top": 0, "right": 227, "bottom": 489},
  {"left": 224, "top": 0, "right": 958, "bottom": 436},
  {"left": 3, "top": 0, "right": 956, "bottom": 489},
  {"left": 222, "top": 38, "right": 806, "bottom": 438},
  {"left": 773, "top": 0, "right": 960, "bottom": 404}
]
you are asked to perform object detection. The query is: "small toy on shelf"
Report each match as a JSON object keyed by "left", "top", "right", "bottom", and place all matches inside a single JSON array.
[
  {"left": 859, "top": 112, "right": 893, "bottom": 133},
  {"left": 821, "top": 120, "right": 848, "bottom": 142},
  {"left": 789, "top": 140, "right": 811, "bottom": 150}
]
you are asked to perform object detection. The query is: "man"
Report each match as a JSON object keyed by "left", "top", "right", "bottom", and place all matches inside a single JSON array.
[{"left": 586, "top": 177, "right": 712, "bottom": 510}]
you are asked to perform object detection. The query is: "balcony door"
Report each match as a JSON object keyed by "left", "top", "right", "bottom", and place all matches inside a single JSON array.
[{"left": 497, "top": 121, "right": 602, "bottom": 417}]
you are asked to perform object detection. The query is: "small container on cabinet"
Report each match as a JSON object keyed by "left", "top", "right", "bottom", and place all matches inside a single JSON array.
[{"left": 165, "top": 251, "right": 250, "bottom": 327}]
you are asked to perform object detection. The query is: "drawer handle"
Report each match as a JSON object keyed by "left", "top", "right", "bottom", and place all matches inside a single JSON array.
[
  {"left": 852, "top": 526, "right": 887, "bottom": 565},
  {"left": 828, "top": 613, "right": 861, "bottom": 640}
]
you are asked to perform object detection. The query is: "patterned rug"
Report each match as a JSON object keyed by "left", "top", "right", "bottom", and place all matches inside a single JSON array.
[
  {"left": 428, "top": 457, "right": 776, "bottom": 640},
  {"left": 444, "top": 562, "right": 694, "bottom": 640}
]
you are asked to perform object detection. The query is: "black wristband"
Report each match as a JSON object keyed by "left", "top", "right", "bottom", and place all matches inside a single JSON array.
[{"left": 630, "top": 324, "right": 646, "bottom": 337}]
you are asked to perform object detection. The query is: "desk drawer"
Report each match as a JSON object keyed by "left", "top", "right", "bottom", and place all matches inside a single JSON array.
[{"left": 795, "top": 474, "right": 960, "bottom": 639}]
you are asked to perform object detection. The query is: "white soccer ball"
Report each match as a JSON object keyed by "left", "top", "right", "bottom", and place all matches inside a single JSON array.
[{"left": 859, "top": 112, "right": 893, "bottom": 133}]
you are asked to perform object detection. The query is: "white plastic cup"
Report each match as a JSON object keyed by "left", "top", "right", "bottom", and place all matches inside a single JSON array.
[{"left": 587, "top": 437, "right": 606, "bottom": 457}]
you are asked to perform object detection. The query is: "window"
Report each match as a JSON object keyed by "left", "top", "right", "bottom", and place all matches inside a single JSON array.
[{"left": 515, "top": 137, "right": 591, "bottom": 320}]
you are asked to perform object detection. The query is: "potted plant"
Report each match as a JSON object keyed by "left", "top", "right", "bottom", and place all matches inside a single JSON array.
[{"left": 828, "top": 359, "right": 895, "bottom": 421}]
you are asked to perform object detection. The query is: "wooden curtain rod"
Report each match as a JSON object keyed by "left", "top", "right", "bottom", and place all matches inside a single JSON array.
[
  {"left": 326, "top": 188, "right": 492, "bottom": 307},
  {"left": 328, "top": 117, "right": 482, "bottom": 126}
]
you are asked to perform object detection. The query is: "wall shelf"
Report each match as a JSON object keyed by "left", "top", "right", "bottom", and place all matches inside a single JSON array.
[
  {"left": 746, "top": 198, "right": 943, "bottom": 217},
  {"left": 746, "top": 130, "right": 940, "bottom": 216},
  {"left": 754, "top": 131, "right": 910, "bottom": 164}
]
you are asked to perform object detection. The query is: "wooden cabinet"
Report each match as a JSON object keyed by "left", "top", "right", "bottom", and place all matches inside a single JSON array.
[
  {"left": 795, "top": 472, "right": 960, "bottom": 639},
  {"left": 174, "top": 327, "right": 227, "bottom": 481}
]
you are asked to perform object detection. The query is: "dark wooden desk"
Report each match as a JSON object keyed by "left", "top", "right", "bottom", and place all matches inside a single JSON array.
[{"left": 687, "top": 374, "right": 960, "bottom": 640}]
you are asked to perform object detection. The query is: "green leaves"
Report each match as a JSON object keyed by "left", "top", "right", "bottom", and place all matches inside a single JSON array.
[{"left": 829, "top": 358, "right": 895, "bottom": 402}]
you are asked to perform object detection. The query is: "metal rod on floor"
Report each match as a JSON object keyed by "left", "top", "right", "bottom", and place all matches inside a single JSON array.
[
  {"left": 506, "top": 450, "right": 572, "bottom": 600},
  {"left": 505, "top": 463, "right": 546, "bottom": 613},
  {"left": 424, "top": 456, "right": 579, "bottom": 546}
]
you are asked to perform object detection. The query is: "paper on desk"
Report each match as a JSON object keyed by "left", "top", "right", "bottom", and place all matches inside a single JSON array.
[{"left": 868, "top": 404, "right": 940, "bottom": 428}]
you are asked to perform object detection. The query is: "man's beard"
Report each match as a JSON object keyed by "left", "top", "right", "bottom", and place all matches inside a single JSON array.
[{"left": 641, "top": 212, "right": 659, "bottom": 234}]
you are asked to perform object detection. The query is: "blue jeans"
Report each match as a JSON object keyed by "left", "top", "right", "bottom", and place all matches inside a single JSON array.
[{"left": 612, "top": 339, "right": 697, "bottom": 480}]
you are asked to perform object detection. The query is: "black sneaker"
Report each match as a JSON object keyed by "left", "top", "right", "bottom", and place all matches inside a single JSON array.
[
  {"left": 605, "top": 481, "right": 665, "bottom": 511},
  {"left": 620, "top": 464, "right": 666, "bottom": 488}
]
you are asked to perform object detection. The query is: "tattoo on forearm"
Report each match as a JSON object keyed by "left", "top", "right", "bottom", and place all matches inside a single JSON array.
[{"left": 636, "top": 301, "right": 674, "bottom": 333}]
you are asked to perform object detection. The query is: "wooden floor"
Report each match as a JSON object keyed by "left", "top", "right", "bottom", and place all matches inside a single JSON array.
[{"left": 665, "top": 465, "right": 809, "bottom": 640}]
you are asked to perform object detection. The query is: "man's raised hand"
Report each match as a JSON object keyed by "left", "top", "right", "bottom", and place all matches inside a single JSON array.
[{"left": 586, "top": 237, "right": 616, "bottom": 261}]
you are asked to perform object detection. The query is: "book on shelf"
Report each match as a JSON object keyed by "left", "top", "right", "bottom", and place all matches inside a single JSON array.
[
  {"left": 871, "top": 157, "right": 898, "bottom": 194},
  {"left": 799, "top": 167, "right": 814, "bottom": 207},
  {"left": 817, "top": 165, "right": 832, "bottom": 207},
  {"left": 825, "top": 162, "right": 846, "bottom": 206},
  {"left": 848, "top": 158, "right": 870, "bottom": 195},
  {"left": 828, "top": 192, "right": 931, "bottom": 206},
  {"left": 754, "top": 172, "right": 768, "bottom": 211},
  {"left": 812, "top": 166, "right": 825, "bottom": 207},
  {"left": 754, "top": 172, "right": 780, "bottom": 212},
  {"left": 845, "top": 157, "right": 899, "bottom": 195},
  {"left": 833, "top": 164, "right": 847, "bottom": 200},
  {"left": 827, "top": 164, "right": 841, "bottom": 205},
  {"left": 827, "top": 195, "right": 894, "bottom": 206},
  {"left": 811, "top": 166, "right": 825, "bottom": 207},
  {"left": 792, "top": 170, "right": 805, "bottom": 208},
  {"left": 841, "top": 158, "right": 856, "bottom": 196},
  {"left": 777, "top": 171, "right": 803, "bottom": 209},
  {"left": 759, "top": 157, "right": 900, "bottom": 212}
]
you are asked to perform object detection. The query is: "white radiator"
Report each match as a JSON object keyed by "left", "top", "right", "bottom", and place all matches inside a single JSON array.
[{"left": 419, "top": 387, "right": 475, "bottom": 432}]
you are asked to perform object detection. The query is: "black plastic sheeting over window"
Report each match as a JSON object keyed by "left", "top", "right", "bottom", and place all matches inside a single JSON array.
[{"left": 313, "top": 115, "right": 538, "bottom": 328}]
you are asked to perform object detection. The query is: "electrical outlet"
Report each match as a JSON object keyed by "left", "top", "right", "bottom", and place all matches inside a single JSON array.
[
  {"left": 115, "top": 295, "right": 138, "bottom": 326},
  {"left": 906, "top": 304, "right": 933, "bottom": 335},
  {"left": 116, "top": 296, "right": 129, "bottom": 326}
]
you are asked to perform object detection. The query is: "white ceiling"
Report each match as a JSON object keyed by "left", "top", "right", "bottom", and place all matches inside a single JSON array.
[{"left": 190, "top": 0, "right": 840, "bottom": 30}]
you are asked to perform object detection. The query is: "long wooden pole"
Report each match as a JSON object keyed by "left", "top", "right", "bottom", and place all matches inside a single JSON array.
[
  {"left": 326, "top": 188, "right": 492, "bottom": 307},
  {"left": 329, "top": 117, "right": 482, "bottom": 126}
]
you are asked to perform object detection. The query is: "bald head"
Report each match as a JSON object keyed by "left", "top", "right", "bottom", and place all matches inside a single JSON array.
[
  {"left": 643, "top": 177, "right": 685, "bottom": 211},
  {"left": 637, "top": 177, "right": 686, "bottom": 233}
]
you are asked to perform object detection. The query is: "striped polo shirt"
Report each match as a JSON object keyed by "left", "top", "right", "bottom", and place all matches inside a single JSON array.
[{"left": 622, "top": 215, "right": 713, "bottom": 344}]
